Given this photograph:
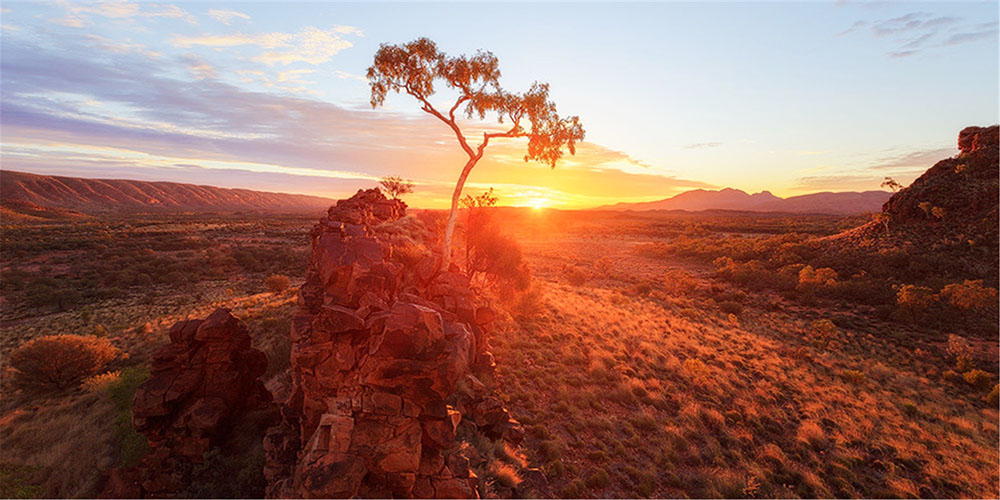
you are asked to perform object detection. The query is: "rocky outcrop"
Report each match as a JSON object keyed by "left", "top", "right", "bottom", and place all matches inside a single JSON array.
[
  {"left": 101, "top": 309, "right": 272, "bottom": 498},
  {"left": 824, "top": 125, "right": 999, "bottom": 282},
  {"left": 264, "top": 189, "right": 522, "bottom": 498}
]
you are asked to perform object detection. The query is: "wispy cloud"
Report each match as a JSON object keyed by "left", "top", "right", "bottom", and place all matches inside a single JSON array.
[
  {"left": 683, "top": 141, "right": 722, "bottom": 150},
  {"left": 0, "top": 35, "right": 704, "bottom": 207},
  {"left": 841, "top": 12, "right": 997, "bottom": 58},
  {"left": 172, "top": 26, "right": 361, "bottom": 65},
  {"left": 207, "top": 9, "right": 250, "bottom": 26},
  {"left": 51, "top": 1, "right": 196, "bottom": 27},
  {"left": 868, "top": 147, "right": 953, "bottom": 170}
]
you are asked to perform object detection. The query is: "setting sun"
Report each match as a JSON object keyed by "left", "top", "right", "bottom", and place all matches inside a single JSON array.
[{"left": 528, "top": 198, "right": 548, "bottom": 210}]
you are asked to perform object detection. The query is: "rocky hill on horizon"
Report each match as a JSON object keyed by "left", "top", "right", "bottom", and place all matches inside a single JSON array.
[
  {"left": 0, "top": 170, "right": 335, "bottom": 216},
  {"left": 826, "top": 124, "right": 999, "bottom": 281},
  {"left": 600, "top": 187, "right": 890, "bottom": 214}
]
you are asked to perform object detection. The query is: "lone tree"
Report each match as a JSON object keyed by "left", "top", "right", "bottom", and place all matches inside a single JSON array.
[
  {"left": 379, "top": 175, "right": 414, "bottom": 200},
  {"left": 367, "top": 37, "right": 584, "bottom": 269}
]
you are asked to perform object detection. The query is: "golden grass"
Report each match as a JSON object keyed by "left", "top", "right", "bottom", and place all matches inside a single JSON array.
[{"left": 489, "top": 225, "right": 1000, "bottom": 498}]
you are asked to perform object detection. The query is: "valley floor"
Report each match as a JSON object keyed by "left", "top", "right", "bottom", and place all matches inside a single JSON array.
[{"left": 490, "top": 218, "right": 999, "bottom": 498}]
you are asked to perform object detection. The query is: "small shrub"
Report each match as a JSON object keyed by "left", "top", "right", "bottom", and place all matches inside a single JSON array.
[
  {"left": 565, "top": 267, "right": 589, "bottom": 286},
  {"left": 986, "top": 384, "right": 999, "bottom": 406},
  {"left": 9, "top": 335, "right": 120, "bottom": 392},
  {"left": 585, "top": 468, "right": 610, "bottom": 490},
  {"left": 683, "top": 358, "right": 708, "bottom": 382},
  {"left": 82, "top": 370, "right": 121, "bottom": 392},
  {"left": 489, "top": 462, "right": 523, "bottom": 488},
  {"left": 538, "top": 439, "right": 563, "bottom": 462},
  {"left": 842, "top": 369, "right": 867, "bottom": 386},
  {"left": 264, "top": 274, "right": 291, "bottom": 294},
  {"left": 963, "top": 369, "right": 991, "bottom": 389},
  {"left": 941, "top": 370, "right": 963, "bottom": 384},
  {"left": 946, "top": 334, "right": 973, "bottom": 369},
  {"left": 719, "top": 301, "right": 742, "bottom": 315},
  {"left": 941, "top": 280, "right": 998, "bottom": 311},
  {"left": 559, "top": 479, "right": 586, "bottom": 498}
]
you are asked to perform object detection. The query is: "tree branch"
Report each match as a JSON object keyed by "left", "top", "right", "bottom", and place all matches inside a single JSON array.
[
  {"left": 448, "top": 95, "right": 469, "bottom": 122},
  {"left": 476, "top": 121, "right": 526, "bottom": 157},
  {"left": 405, "top": 85, "right": 475, "bottom": 157}
]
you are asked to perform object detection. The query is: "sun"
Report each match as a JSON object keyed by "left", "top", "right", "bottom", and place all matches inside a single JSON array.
[{"left": 528, "top": 198, "right": 547, "bottom": 210}]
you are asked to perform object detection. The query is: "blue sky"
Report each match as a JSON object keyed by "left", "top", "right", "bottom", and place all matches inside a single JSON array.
[{"left": 1, "top": 1, "right": 996, "bottom": 207}]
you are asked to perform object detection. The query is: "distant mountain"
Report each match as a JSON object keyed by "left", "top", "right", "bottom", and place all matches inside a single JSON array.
[
  {"left": 599, "top": 187, "right": 890, "bottom": 214},
  {"left": 0, "top": 170, "right": 335, "bottom": 215}
]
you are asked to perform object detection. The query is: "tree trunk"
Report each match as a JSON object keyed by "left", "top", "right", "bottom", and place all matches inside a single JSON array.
[{"left": 441, "top": 157, "right": 478, "bottom": 270}]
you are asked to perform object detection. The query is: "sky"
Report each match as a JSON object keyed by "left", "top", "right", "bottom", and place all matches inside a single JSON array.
[{"left": 1, "top": 1, "right": 997, "bottom": 209}]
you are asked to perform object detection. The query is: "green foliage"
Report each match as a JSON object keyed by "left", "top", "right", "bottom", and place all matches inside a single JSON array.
[
  {"left": 0, "top": 464, "right": 45, "bottom": 499},
  {"left": 105, "top": 366, "right": 151, "bottom": 467}
]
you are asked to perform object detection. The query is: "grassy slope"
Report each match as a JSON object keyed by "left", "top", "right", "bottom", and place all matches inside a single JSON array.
[{"left": 491, "top": 224, "right": 998, "bottom": 498}]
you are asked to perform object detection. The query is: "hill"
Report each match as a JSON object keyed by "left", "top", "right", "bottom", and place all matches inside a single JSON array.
[
  {"left": 600, "top": 187, "right": 889, "bottom": 214},
  {"left": 827, "top": 125, "right": 999, "bottom": 281},
  {"left": 0, "top": 170, "right": 335, "bottom": 215}
]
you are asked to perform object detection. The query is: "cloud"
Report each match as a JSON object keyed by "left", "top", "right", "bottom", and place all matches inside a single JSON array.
[
  {"left": 172, "top": 26, "right": 360, "bottom": 65},
  {"left": 840, "top": 12, "right": 997, "bottom": 57},
  {"left": 868, "top": 147, "right": 953, "bottom": 170},
  {"left": 683, "top": 142, "right": 722, "bottom": 150},
  {"left": 943, "top": 28, "right": 998, "bottom": 45},
  {"left": 334, "top": 70, "right": 367, "bottom": 82},
  {"left": 0, "top": 35, "right": 711, "bottom": 207},
  {"left": 51, "top": 1, "right": 197, "bottom": 27},
  {"left": 207, "top": 9, "right": 250, "bottom": 25}
]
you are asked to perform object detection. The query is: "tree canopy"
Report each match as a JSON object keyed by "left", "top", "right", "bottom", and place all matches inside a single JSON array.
[{"left": 367, "top": 37, "right": 584, "bottom": 268}]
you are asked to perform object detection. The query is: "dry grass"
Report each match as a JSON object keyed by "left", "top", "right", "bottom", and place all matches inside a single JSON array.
[{"left": 490, "top": 212, "right": 999, "bottom": 498}]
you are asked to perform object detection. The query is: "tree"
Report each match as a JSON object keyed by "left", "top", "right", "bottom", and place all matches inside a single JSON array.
[
  {"left": 881, "top": 176, "right": 903, "bottom": 192},
  {"left": 379, "top": 176, "right": 414, "bottom": 200},
  {"left": 459, "top": 188, "right": 530, "bottom": 291},
  {"left": 367, "top": 37, "right": 585, "bottom": 269},
  {"left": 9, "top": 334, "right": 120, "bottom": 391}
]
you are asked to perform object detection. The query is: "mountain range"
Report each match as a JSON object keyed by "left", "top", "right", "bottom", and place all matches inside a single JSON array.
[
  {"left": 599, "top": 187, "right": 891, "bottom": 214},
  {"left": 0, "top": 170, "right": 335, "bottom": 217}
]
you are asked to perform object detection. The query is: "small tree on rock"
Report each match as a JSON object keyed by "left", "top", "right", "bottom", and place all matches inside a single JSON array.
[
  {"left": 379, "top": 176, "right": 414, "bottom": 200},
  {"left": 367, "top": 37, "right": 585, "bottom": 269}
]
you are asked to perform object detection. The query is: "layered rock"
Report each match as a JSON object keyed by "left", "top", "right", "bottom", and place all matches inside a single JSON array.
[
  {"left": 102, "top": 309, "right": 272, "bottom": 498},
  {"left": 265, "top": 189, "right": 521, "bottom": 498}
]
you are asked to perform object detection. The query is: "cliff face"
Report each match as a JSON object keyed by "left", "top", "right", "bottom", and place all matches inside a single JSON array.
[
  {"left": 102, "top": 309, "right": 274, "bottom": 498},
  {"left": 263, "top": 188, "right": 521, "bottom": 498}
]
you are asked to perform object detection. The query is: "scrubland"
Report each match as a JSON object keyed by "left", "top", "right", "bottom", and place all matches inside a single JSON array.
[
  {"left": 487, "top": 209, "right": 998, "bottom": 498},
  {"left": 1, "top": 209, "right": 997, "bottom": 498}
]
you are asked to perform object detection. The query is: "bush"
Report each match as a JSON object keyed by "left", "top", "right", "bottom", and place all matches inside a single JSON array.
[
  {"left": 264, "top": 274, "right": 291, "bottom": 294},
  {"left": 963, "top": 369, "right": 992, "bottom": 389},
  {"left": 585, "top": 468, "right": 611, "bottom": 489},
  {"left": 986, "top": 384, "right": 999, "bottom": 406},
  {"left": 941, "top": 280, "right": 998, "bottom": 311},
  {"left": 842, "top": 369, "right": 867, "bottom": 386},
  {"left": 9, "top": 335, "right": 120, "bottom": 391},
  {"left": 718, "top": 301, "right": 742, "bottom": 315}
]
